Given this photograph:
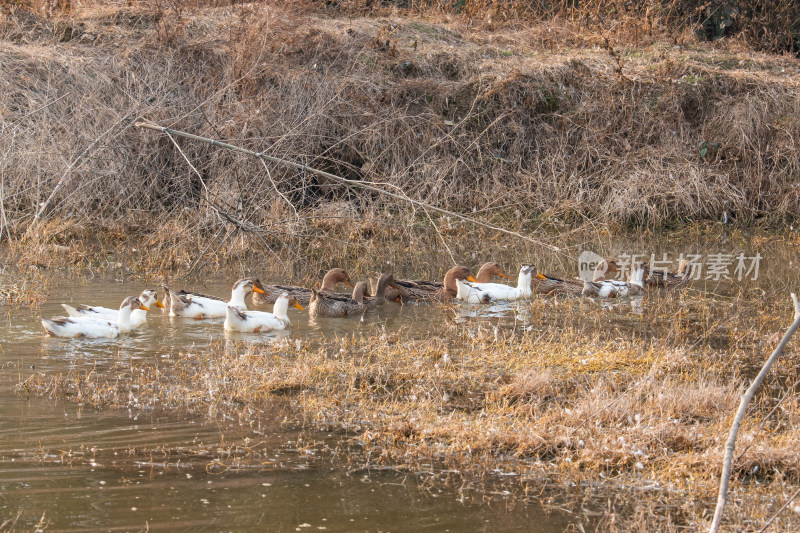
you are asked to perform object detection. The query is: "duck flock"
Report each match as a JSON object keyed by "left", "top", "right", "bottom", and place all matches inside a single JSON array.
[{"left": 41, "top": 259, "right": 692, "bottom": 339}]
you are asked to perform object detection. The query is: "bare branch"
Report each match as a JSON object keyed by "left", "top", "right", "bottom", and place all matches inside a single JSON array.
[
  {"left": 709, "top": 293, "right": 800, "bottom": 533},
  {"left": 28, "top": 107, "right": 138, "bottom": 233},
  {"left": 134, "top": 121, "right": 567, "bottom": 257}
]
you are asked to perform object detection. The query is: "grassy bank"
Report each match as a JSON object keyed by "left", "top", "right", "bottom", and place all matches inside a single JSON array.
[
  {"left": 3, "top": 2, "right": 800, "bottom": 530},
  {"left": 1, "top": 1, "right": 799, "bottom": 248},
  {"left": 6, "top": 226, "right": 800, "bottom": 530}
]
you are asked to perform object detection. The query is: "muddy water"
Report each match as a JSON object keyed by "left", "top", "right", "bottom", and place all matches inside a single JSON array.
[
  {"left": 1, "top": 279, "right": 572, "bottom": 532},
  {"left": 1, "top": 230, "right": 797, "bottom": 532}
]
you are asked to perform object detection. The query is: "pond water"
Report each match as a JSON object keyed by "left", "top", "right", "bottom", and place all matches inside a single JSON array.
[
  {"left": 1, "top": 279, "right": 576, "bottom": 532},
  {"left": 1, "top": 230, "right": 797, "bottom": 531}
]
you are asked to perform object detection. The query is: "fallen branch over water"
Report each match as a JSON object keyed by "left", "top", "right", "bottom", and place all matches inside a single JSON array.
[
  {"left": 134, "top": 120, "right": 566, "bottom": 258},
  {"left": 709, "top": 293, "right": 800, "bottom": 533}
]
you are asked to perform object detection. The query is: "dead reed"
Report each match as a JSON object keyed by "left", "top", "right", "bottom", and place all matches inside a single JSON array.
[
  {"left": 373, "top": 0, "right": 800, "bottom": 55},
  {"left": 1, "top": 2, "right": 799, "bottom": 260},
  {"left": 3, "top": 2, "right": 799, "bottom": 530}
]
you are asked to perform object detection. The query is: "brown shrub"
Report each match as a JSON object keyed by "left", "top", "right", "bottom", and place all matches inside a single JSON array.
[{"left": 1, "top": 2, "right": 798, "bottom": 244}]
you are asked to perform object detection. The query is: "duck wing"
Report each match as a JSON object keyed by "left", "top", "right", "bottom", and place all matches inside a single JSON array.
[
  {"left": 397, "top": 279, "right": 442, "bottom": 291},
  {"left": 321, "top": 292, "right": 358, "bottom": 303},
  {"left": 42, "top": 316, "right": 118, "bottom": 338},
  {"left": 530, "top": 272, "right": 579, "bottom": 296},
  {"left": 584, "top": 280, "right": 629, "bottom": 298},
  {"left": 456, "top": 280, "right": 493, "bottom": 303},
  {"left": 168, "top": 290, "right": 193, "bottom": 314},
  {"left": 582, "top": 280, "right": 602, "bottom": 297},
  {"left": 61, "top": 303, "right": 116, "bottom": 319},
  {"left": 395, "top": 279, "right": 443, "bottom": 300},
  {"left": 255, "top": 285, "right": 312, "bottom": 306},
  {"left": 183, "top": 290, "right": 224, "bottom": 301}
]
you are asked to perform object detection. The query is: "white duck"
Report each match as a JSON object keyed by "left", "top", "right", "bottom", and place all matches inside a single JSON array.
[
  {"left": 61, "top": 289, "right": 164, "bottom": 328},
  {"left": 224, "top": 292, "right": 304, "bottom": 333},
  {"left": 582, "top": 263, "right": 646, "bottom": 298},
  {"left": 42, "top": 296, "right": 149, "bottom": 338},
  {"left": 165, "top": 279, "right": 265, "bottom": 319},
  {"left": 455, "top": 265, "right": 535, "bottom": 303}
]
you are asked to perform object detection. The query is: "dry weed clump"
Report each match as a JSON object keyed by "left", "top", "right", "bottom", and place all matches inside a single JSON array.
[
  {"left": 1, "top": 2, "right": 799, "bottom": 261},
  {"left": 336, "top": 0, "right": 800, "bottom": 55}
]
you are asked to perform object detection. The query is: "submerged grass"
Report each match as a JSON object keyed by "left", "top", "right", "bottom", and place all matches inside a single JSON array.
[
  {"left": 3, "top": 2, "right": 800, "bottom": 529},
  {"left": 16, "top": 282, "right": 800, "bottom": 530}
]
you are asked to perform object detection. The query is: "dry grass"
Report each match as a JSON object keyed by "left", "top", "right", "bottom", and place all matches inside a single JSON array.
[
  {"left": 2, "top": 4, "right": 800, "bottom": 526},
  {"left": 16, "top": 283, "right": 800, "bottom": 530},
  {"left": 0, "top": 2, "right": 799, "bottom": 260},
  {"left": 392, "top": 0, "right": 800, "bottom": 55}
]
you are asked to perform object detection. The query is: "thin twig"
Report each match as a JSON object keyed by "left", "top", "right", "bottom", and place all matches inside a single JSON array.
[
  {"left": 12, "top": 92, "right": 71, "bottom": 128},
  {"left": 28, "top": 107, "right": 138, "bottom": 232},
  {"left": 709, "top": 293, "right": 800, "bottom": 533},
  {"left": 259, "top": 158, "right": 298, "bottom": 220},
  {"left": 164, "top": 131, "right": 264, "bottom": 235},
  {"left": 184, "top": 225, "right": 228, "bottom": 277},
  {"left": 0, "top": 177, "right": 7, "bottom": 242},
  {"left": 757, "top": 487, "right": 800, "bottom": 533},
  {"left": 134, "top": 121, "right": 568, "bottom": 257},
  {"left": 421, "top": 205, "right": 457, "bottom": 266},
  {"left": 185, "top": 227, "right": 236, "bottom": 278},
  {"left": 735, "top": 375, "right": 800, "bottom": 463}
]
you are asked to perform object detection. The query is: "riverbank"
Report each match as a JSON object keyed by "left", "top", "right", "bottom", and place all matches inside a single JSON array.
[
  {"left": 3, "top": 2, "right": 800, "bottom": 530},
  {"left": 1, "top": 2, "right": 799, "bottom": 239}
]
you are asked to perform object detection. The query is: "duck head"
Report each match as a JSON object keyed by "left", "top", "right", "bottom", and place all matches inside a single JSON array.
[
  {"left": 230, "top": 278, "right": 266, "bottom": 303},
  {"left": 629, "top": 263, "right": 647, "bottom": 287},
  {"left": 373, "top": 273, "right": 399, "bottom": 300},
  {"left": 594, "top": 259, "right": 620, "bottom": 281},
  {"left": 443, "top": 265, "right": 477, "bottom": 297},
  {"left": 120, "top": 295, "right": 149, "bottom": 312},
  {"left": 321, "top": 268, "right": 354, "bottom": 290},
  {"left": 517, "top": 265, "right": 536, "bottom": 296},
  {"left": 139, "top": 289, "right": 166, "bottom": 310},
  {"left": 351, "top": 281, "right": 369, "bottom": 304},
  {"left": 274, "top": 291, "right": 304, "bottom": 318},
  {"left": 475, "top": 262, "right": 510, "bottom": 282}
]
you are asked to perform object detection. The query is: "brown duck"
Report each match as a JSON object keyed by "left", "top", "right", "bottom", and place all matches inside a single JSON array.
[
  {"left": 376, "top": 262, "right": 503, "bottom": 302},
  {"left": 252, "top": 268, "right": 353, "bottom": 307},
  {"left": 644, "top": 259, "right": 693, "bottom": 289},
  {"left": 309, "top": 273, "right": 397, "bottom": 318}
]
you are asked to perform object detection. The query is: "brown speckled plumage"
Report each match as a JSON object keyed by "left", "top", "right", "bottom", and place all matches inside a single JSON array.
[
  {"left": 373, "top": 264, "right": 484, "bottom": 302},
  {"left": 309, "top": 274, "right": 395, "bottom": 317},
  {"left": 252, "top": 268, "right": 352, "bottom": 306}
]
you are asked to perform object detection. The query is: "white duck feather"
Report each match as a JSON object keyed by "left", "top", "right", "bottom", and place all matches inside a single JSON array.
[
  {"left": 224, "top": 292, "right": 303, "bottom": 333},
  {"left": 42, "top": 296, "right": 149, "bottom": 338},
  {"left": 166, "top": 279, "right": 265, "bottom": 319},
  {"left": 61, "top": 289, "right": 164, "bottom": 328},
  {"left": 456, "top": 265, "right": 535, "bottom": 303},
  {"left": 583, "top": 263, "right": 646, "bottom": 298}
]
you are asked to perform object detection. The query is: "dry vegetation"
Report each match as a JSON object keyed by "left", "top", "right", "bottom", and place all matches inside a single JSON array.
[
  {"left": 17, "top": 289, "right": 800, "bottom": 530},
  {"left": 3, "top": 1, "right": 800, "bottom": 530},
  {"left": 0, "top": 1, "right": 799, "bottom": 273}
]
